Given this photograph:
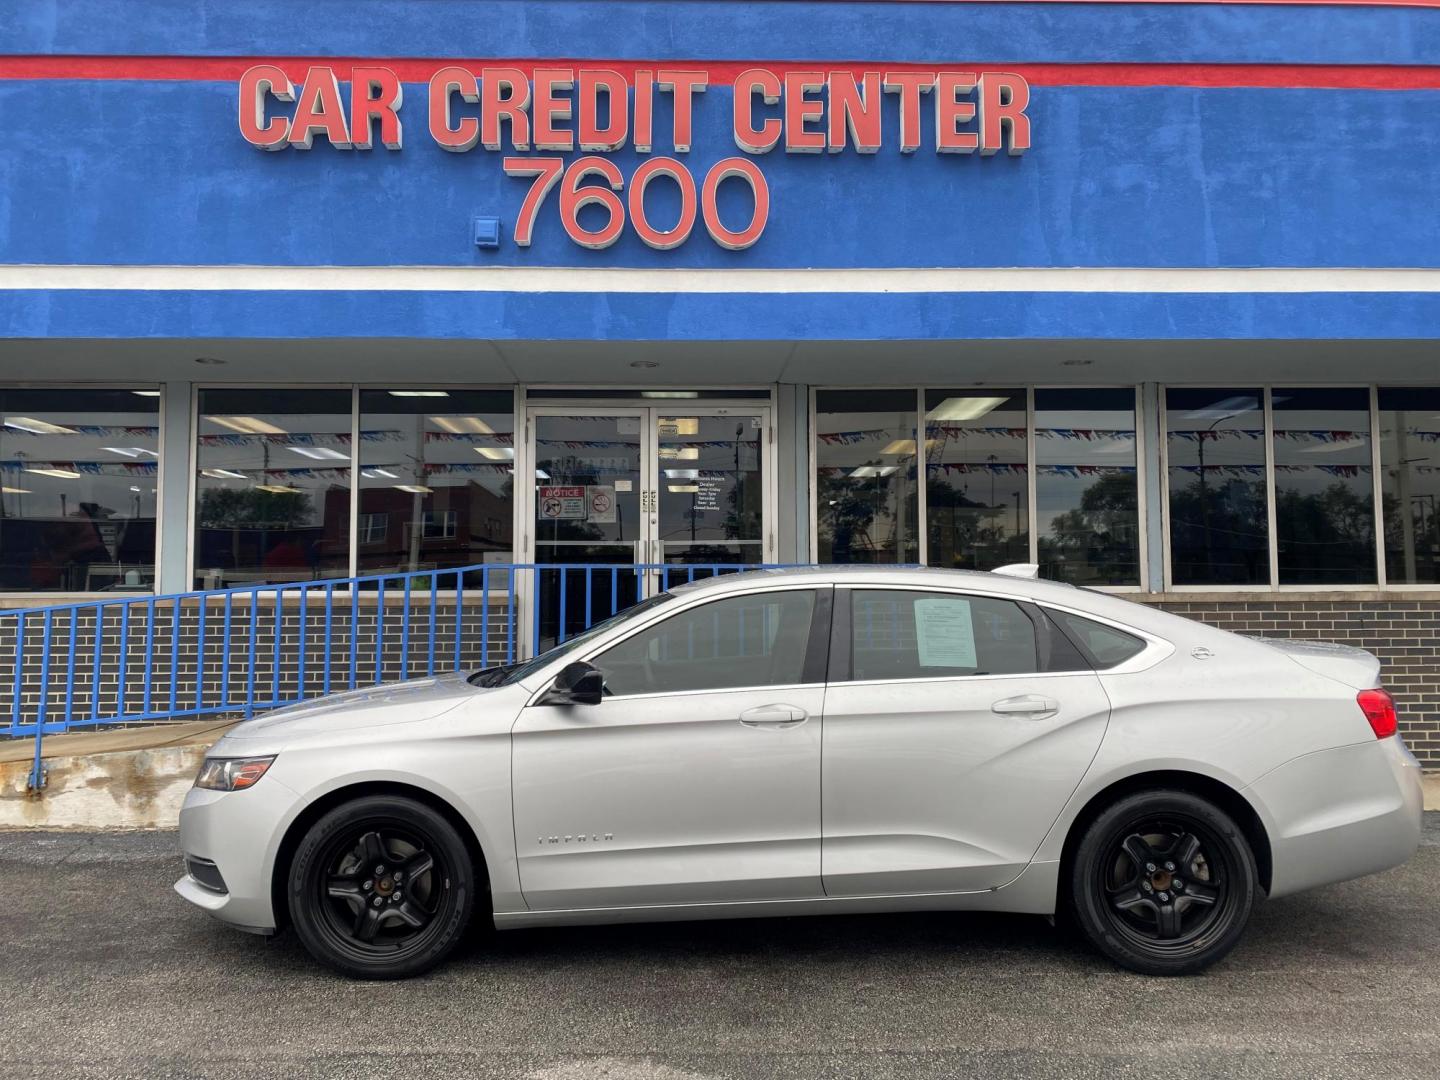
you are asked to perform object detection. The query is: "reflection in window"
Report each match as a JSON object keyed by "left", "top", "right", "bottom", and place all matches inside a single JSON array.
[
  {"left": 356, "top": 390, "right": 513, "bottom": 576},
  {"left": 594, "top": 589, "right": 817, "bottom": 695},
  {"left": 193, "top": 389, "right": 352, "bottom": 588},
  {"left": 0, "top": 389, "right": 160, "bottom": 592},
  {"left": 924, "top": 390, "right": 1028, "bottom": 570},
  {"left": 1378, "top": 387, "right": 1439, "bottom": 585},
  {"left": 1165, "top": 389, "right": 1268, "bottom": 585},
  {"left": 1035, "top": 388, "right": 1140, "bottom": 585},
  {"left": 815, "top": 390, "right": 918, "bottom": 564},
  {"left": 1273, "top": 388, "right": 1374, "bottom": 584},
  {"left": 849, "top": 590, "right": 1038, "bottom": 680}
]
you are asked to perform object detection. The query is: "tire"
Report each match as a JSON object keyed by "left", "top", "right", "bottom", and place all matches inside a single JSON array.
[
  {"left": 288, "top": 795, "right": 477, "bottom": 979},
  {"left": 1068, "top": 789, "right": 1257, "bottom": 976}
]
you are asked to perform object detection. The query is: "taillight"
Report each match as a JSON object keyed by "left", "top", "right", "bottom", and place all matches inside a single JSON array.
[{"left": 1357, "top": 688, "right": 1398, "bottom": 739}]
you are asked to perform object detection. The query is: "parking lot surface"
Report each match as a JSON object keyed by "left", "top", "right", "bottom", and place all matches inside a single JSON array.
[{"left": 3, "top": 816, "right": 1438, "bottom": 1080}]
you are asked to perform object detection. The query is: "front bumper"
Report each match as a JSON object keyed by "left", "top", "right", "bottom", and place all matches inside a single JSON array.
[
  {"left": 1249, "top": 735, "right": 1423, "bottom": 899},
  {"left": 174, "top": 777, "right": 297, "bottom": 932}
]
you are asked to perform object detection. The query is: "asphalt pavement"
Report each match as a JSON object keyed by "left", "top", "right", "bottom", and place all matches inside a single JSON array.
[{"left": 3, "top": 817, "right": 1439, "bottom": 1080}]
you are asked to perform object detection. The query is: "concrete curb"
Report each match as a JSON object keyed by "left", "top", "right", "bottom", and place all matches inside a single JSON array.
[{"left": 0, "top": 723, "right": 235, "bottom": 829}]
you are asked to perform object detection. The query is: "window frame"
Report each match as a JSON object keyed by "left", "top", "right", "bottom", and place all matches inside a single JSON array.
[
  {"left": 0, "top": 382, "right": 165, "bottom": 598},
  {"left": 809, "top": 384, "right": 1148, "bottom": 591},
  {"left": 562, "top": 583, "right": 834, "bottom": 701},
  {"left": 1159, "top": 383, "right": 1390, "bottom": 591}
]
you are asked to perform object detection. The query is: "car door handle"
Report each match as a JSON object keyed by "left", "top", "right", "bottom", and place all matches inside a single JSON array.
[
  {"left": 991, "top": 694, "right": 1060, "bottom": 720},
  {"left": 739, "top": 704, "right": 808, "bottom": 728}
]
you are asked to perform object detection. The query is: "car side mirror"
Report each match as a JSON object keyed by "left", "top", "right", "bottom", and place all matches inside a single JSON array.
[{"left": 540, "top": 660, "right": 605, "bottom": 706}]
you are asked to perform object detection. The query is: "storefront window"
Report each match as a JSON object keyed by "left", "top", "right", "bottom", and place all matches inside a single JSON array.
[
  {"left": 814, "top": 390, "right": 919, "bottom": 564},
  {"left": 1035, "top": 388, "right": 1140, "bottom": 586},
  {"left": 0, "top": 389, "right": 160, "bottom": 591},
  {"left": 356, "top": 390, "right": 514, "bottom": 575},
  {"left": 193, "top": 389, "right": 352, "bottom": 588},
  {"left": 1165, "top": 389, "right": 1269, "bottom": 585},
  {"left": 924, "top": 389, "right": 1028, "bottom": 570},
  {"left": 1378, "top": 387, "right": 1439, "bottom": 585},
  {"left": 1273, "top": 388, "right": 1374, "bottom": 584}
]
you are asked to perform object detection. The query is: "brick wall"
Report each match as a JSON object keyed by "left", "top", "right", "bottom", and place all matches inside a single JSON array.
[{"left": 1147, "top": 596, "right": 1440, "bottom": 768}]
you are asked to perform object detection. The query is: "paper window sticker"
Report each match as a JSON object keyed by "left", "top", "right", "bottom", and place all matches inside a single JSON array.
[{"left": 914, "top": 597, "right": 977, "bottom": 668}]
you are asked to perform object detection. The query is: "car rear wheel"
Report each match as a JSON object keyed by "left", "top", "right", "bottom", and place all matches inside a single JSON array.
[
  {"left": 288, "top": 795, "right": 476, "bottom": 979},
  {"left": 1069, "top": 789, "right": 1257, "bottom": 975}
]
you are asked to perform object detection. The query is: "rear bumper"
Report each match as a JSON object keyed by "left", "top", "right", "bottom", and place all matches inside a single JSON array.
[{"left": 1249, "top": 736, "right": 1423, "bottom": 899}]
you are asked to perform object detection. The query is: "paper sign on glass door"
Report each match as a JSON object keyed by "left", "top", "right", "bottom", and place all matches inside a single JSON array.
[{"left": 914, "top": 598, "right": 977, "bottom": 668}]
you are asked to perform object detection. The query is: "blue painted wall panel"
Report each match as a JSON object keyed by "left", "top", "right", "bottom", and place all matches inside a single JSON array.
[
  {"left": 4, "top": 1, "right": 1440, "bottom": 66},
  {"left": 3, "top": 288, "right": 1439, "bottom": 340},
  {"left": 2, "top": 80, "right": 1436, "bottom": 269}
]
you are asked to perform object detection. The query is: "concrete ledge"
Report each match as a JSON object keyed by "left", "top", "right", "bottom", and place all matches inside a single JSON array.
[{"left": 0, "top": 721, "right": 236, "bottom": 829}]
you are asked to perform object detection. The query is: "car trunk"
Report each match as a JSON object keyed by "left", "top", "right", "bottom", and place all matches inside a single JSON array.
[{"left": 1256, "top": 638, "right": 1382, "bottom": 690}]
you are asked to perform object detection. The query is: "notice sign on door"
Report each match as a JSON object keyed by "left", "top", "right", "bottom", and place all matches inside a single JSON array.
[
  {"left": 539, "top": 486, "right": 586, "bottom": 520},
  {"left": 587, "top": 485, "right": 617, "bottom": 523}
]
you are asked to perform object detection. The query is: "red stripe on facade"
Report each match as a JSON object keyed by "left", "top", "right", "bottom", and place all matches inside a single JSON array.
[{"left": 2, "top": 56, "right": 1440, "bottom": 89}]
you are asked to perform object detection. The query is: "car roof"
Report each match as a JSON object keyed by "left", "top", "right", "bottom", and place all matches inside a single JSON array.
[{"left": 665, "top": 565, "right": 1213, "bottom": 643}]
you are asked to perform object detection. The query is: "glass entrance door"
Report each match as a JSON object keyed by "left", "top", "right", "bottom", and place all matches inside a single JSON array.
[{"left": 526, "top": 404, "right": 771, "bottom": 649}]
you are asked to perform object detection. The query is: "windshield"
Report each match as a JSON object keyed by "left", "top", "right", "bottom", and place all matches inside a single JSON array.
[{"left": 468, "top": 591, "right": 677, "bottom": 687}]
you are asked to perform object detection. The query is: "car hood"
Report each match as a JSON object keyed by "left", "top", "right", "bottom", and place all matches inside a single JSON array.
[
  {"left": 1258, "top": 638, "right": 1382, "bottom": 690},
  {"left": 224, "top": 671, "right": 480, "bottom": 740}
]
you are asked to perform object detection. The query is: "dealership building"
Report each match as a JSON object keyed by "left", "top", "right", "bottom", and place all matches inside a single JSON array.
[{"left": 3, "top": 0, "right": 1440, "bottom": 764}]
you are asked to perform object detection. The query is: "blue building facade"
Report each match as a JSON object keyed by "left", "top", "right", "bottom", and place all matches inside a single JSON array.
[{"left": 3, "top": 0, "right": 1440, "bottom": 757}]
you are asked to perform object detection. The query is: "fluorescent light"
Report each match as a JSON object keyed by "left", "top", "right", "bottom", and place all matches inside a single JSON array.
[
  {"left": 100, "top": 446, "right": 158, "bottom": 459},
  {"left": 667, "top": 484, "right": 700, "bottom": 493},
  {"left": 881, "top": 439, "right": 916, "bottom": 455},
  {"left": 641, "top": 391, "right": 699, "bottom": 399},
  {"left": 1299, "top": 438, "right": 1368, "bottom": 454},
  {"left": 4, "top": 417, "right": 79, "bottom": 436},
  {"left": 1181, "top": 396, "right": 1260, "bottom": 422},
  {"left": 131, "top": 390, "right": 161, "bottom": 398},
  {"left": 431, "top": 416, "right": 494, "bottom": 435},
  {"left": 1, "top": 486, "right": 31, "bottom": 494},
  {"left": 664, "top": 468, "right": 700, "bottom": 480},
  {"left": 24, "top": 467, "right": 83, "bottom": 479},
  {"left": 394, "top": 484, "right": 433, "bottom": 494},
  {"left": 210, "top": 416, "right": 288, "bottom": 435},
  {"left": 254, "top": 484, "right": 296, "bottom": 494},
  {"left": 474, "top": 447, "right": 515, "bottom": 460},
  {"left": 129, "top": 485, "right": 142, "bottom": 493},
  {"left": 201, "top": 468, "right": 247, "bottom": 480},
  {"left": 388, "top": 390, "right": 450, "bottom": 398},
  {"left": 285, "top": 446, "right": 349, "bottom": 461},
  {"left": 361, "top": 468, "right": 398, "bottom": 479},
  {"left": 849, "top": 465, "right": 899, "bottom": 479},
  {"left": 659, "top": 447, "right": 700, "bottom": 460},
  {"left": 925, "top": 396, "right": 1008, "bottom": 422},
  {"left": 534, "top": 469, "right": 550, "bottom": 479}
]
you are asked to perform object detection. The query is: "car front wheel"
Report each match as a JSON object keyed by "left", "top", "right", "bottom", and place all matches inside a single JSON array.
[
  {"left": 288, "top": 795, "right": 476, "bottom": 979},
  {"left": 1069, "top": 789, "right": 1258, "bottom": 975}
]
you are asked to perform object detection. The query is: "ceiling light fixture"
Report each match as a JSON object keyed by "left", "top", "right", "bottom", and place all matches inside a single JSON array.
[
  {"left": 4, "top": 417, "right": 79, "bottom": 436},
  {"left": 393, "top": 484, "right": 434, "bottom": 494},
  {"left": 100, "top": 446, "right": 158, "bottom": 458},
  {"left": 254, "top": 484, "right": 297, "bottom": 494},
  {"left": 210, "top": 416, "right": 288, "bottom": 436},
  {"left": 285, "top": 446, "right": 349, "bottom": 461},
  {"left": 431, "top": 416, "right": 495, "bottom": 435},
  {"left": 361, "top": 468, "right": 398, "bottom": 479},
  {"left": 925, "top": 396, "right": 1009, "bottom": 422},
  {"left": 131, "top": 390, "right": 162, "bottom": 398},
  {"left": 474, "top": 447, "right": 516, "bottom": 460},
  {"left": 201, "top": 468, "right": 247, "bottom": 480},
  {"left": 388, "top": 390, "right": 450, "bottom": 398},
  {"left": 25, "top": 467, "right": 84, "bottom": 479}
]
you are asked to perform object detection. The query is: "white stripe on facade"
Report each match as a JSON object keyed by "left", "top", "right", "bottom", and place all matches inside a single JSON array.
[{"left": 3, "top": 265, "right": 1440, "bottom": 294}]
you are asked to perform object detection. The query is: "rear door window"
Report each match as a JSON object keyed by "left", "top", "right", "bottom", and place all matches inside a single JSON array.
[
  {"left": 847, "top": 590, "right": 1039, "bottom": 681},
  {"left": 1045, "top": 609, "right": 1146, "bottom": 668}
]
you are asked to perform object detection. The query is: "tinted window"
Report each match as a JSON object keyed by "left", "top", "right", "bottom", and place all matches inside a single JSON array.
[
  {"left": 594, "top": 590, "right": 817, "bottom": 696},
  {"left": 1047, "top": 610, "right": 1145, "bottom": 667},
  {"left": 849, "top": 590, "right": 1038, "bottom": 680}
]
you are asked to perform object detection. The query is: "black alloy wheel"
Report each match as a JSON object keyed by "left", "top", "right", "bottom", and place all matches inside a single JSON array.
[
  {"left": 288, "top": 795, "right": 477, "bottom": 979},
  {"left": 1069, "top": 789, "right": 1257, "bottom": 975}
]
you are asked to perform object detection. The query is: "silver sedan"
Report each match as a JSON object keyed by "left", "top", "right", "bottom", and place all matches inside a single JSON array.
[{"left": 175, "top": 566, "right": 1423, "bottom": 978}]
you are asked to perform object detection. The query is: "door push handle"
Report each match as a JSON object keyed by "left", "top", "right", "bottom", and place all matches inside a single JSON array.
[
  {"left": 991, "top": 694, "right": 1060, "bottom": 720},
  {"left": 739, "top": 704, "right": 808, "bottom": 728}
]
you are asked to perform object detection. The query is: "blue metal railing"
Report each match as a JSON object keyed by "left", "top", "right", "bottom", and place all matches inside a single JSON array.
[{"left": 2, "top": 561, "right": 791, "bottom": 791}]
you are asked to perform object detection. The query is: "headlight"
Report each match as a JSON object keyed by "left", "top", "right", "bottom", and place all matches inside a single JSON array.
[{"left": 194, "top": 755, "right": 276, "bottom": 792}]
